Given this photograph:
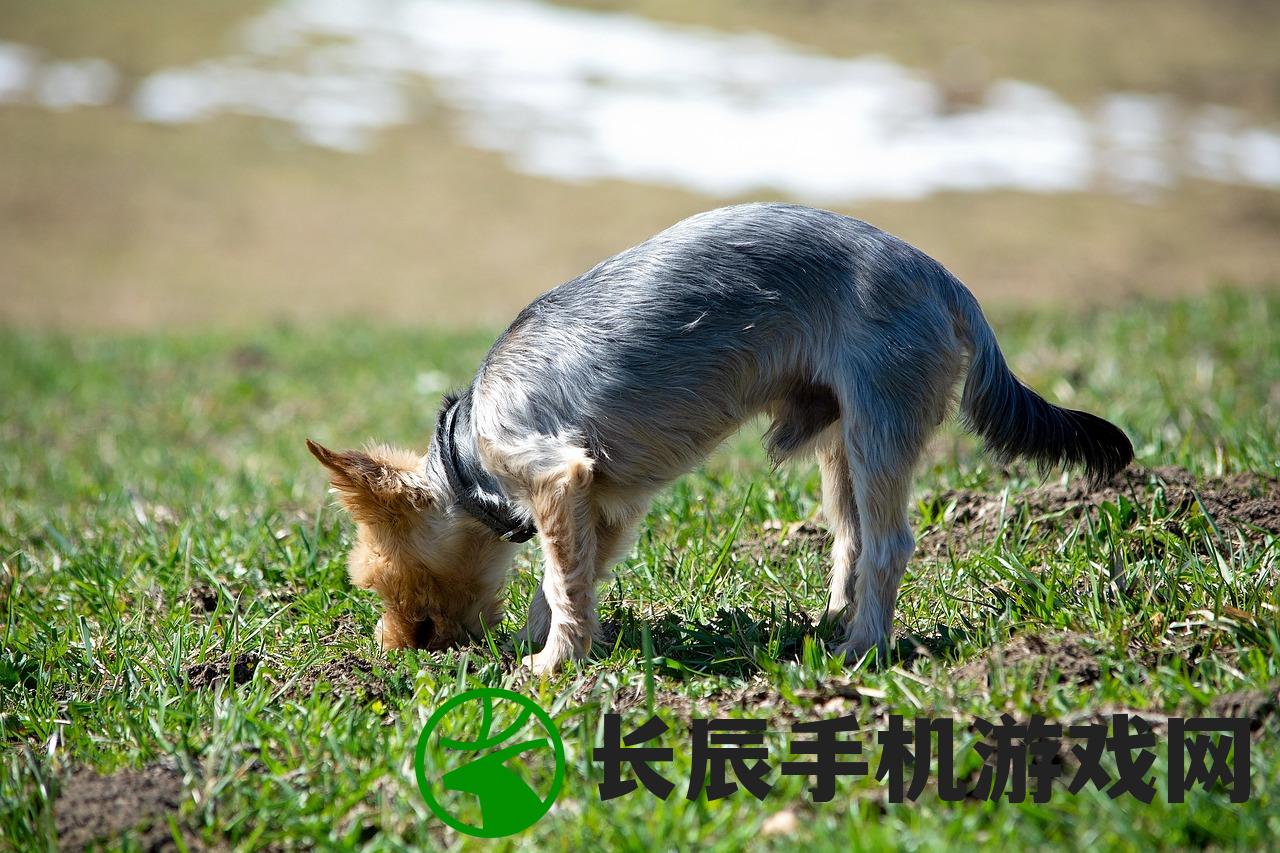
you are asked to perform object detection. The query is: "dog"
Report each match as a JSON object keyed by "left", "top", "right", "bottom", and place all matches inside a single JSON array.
[{"left": 307, "top": 203, "right": 1132, "bottom": 674}]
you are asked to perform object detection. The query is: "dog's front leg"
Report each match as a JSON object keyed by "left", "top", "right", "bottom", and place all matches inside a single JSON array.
[
  {"left": 517, "top": 510, "right": 642, "bottom": 649},
  {"left": 520, "top": 454, "right": 597, "bottom": 675}
]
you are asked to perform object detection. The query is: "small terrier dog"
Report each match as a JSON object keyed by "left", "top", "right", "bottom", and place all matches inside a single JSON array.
[{"left": 308, "top": 203, "right": 1132, "bottom": 673}]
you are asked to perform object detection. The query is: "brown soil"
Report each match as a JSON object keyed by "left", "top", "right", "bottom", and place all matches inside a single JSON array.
[
  {"left": 287, "top": 655, "right": 385, "bottom": 703},
  {"left": 1202, "top": 683, "right": 1280, "bottom": 735},
  {"left": 735, "top": 519, "right": 831, "bottom": 567},
  {"left": 185, "top": 652, "right": 259, "bottom": 689},
  {"left": 710, "top": 679, "right": 877, "bottom": 727},
  {"left": 920, "top": 465, "right": 1280, "bottom": 558},
  {"left": 567, "top": 671, "right": 883, "bottom": 729},
  {"left": 952, "top": 632, "right": 1103, "bottom": 689},
  {"left": 186, "top": 585, "right": 219, "bottom": 614},
  {"left": 55, "top": 760, "right": 191, "bottom": 852},
  {"left": 741, "top": 466, "right": 1279, "bottom": 566},
  {"left": 187, "top": 651, "right": 385, "bottom": 699}
]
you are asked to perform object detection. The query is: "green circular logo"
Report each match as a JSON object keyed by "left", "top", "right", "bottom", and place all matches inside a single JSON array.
[{"left": 415, "top": 688, "right": 565, "bottom": 838}]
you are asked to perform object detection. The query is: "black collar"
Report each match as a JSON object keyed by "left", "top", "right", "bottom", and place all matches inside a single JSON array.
[{"left": 435, "top": 395, "right": 537, "bottom": 543}]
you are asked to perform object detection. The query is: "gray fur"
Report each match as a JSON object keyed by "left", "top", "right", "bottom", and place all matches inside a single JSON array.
[{"left": 426, "top": 202, "right": 1131, "bottom": 670}]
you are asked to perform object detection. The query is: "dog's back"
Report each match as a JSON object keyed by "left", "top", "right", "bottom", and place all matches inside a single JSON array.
[{"left": 472, "top": 203, "right": 968, "bottom": 487}]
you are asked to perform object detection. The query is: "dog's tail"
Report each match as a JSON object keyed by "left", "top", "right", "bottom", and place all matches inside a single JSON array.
[{"left": 946, "top": 278, "right": 1132, "bottom": 485}]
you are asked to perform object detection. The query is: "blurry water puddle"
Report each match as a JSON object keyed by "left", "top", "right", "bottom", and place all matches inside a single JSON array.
[{"left": 2, "top": 0, "right": 1278, "bottom": 201}]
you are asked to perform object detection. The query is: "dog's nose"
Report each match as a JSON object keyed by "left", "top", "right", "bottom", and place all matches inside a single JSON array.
[
  {"left": 374, "top": 613, "right": 444, "bottom": 650},
  {"left": 413, "top": 616, "right": 439, "bottom": 650}
]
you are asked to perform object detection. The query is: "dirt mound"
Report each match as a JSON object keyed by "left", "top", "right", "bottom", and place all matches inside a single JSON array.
[
  {"left": 570, "top": 673, "right": 876, "bottom": 728},
  {"left": 741, "top": 466, "right": 1278, "bottom": 566},
  {"left": 288, "top": 655, "right": 385, "bottom": 703},
  {"left": 186, "top": 653, "right": 259, "bottom": 689},
  {"left": 923, "top": 465, "right": 1278, "bottom": 558},
  {"left": 735, "top": 519, "right": 831, "bottom": 566},
  {"left": 953, "top": 632, "right": 1103, "bottom": 689},
  {"left": 56, "top": 760, "right": 190, "bottom": 851},
  {"left": 1202, "top": 684, "right": 1280, "bottom": 735},
  {"left": 186, "top": 585, "right": 219, "bottom": 614}
]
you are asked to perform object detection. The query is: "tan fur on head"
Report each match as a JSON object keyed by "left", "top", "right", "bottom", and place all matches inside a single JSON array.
[
  {"left": 306, "top": 438, "right": 515, "bottom": 653},
  {"left": 306, "top": 439, "right": 430, "bottom": 525}
]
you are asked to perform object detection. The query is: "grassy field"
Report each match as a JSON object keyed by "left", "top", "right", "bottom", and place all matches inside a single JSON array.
[
  {"left": 2, "top": 286, "right": 1278, "bottom": 849},
  {"left": 3, "top": 1, "right": 1279, "bottom": 848}
]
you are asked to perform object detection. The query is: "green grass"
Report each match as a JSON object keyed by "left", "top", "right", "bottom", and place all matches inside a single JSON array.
[{"left": 2, "top": 287, "right": 1278, "bottom": 850}]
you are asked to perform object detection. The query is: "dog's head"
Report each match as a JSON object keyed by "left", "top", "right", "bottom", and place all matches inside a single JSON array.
[{"left": 306, "top": 439, "right": 510, "bottom": 652}]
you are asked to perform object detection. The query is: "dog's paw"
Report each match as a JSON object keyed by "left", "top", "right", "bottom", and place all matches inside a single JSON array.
[
  {"left": 519, "top": 633, "right": 591, "bottom": 675},
  {"left": 833, "top": 632, "right": 890, "bottom": 667},
  {"left": 519, "top": 650, "right": 567, "bottom": 676}
]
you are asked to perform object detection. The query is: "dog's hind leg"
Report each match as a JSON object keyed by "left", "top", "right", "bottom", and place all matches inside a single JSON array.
[
  {"left": 817, "top": 431, "right": 861, "bottom": 626},
  {"left": 834, "top": 382, "right": 940, "bottom": 664},
  {"left": 837, "top": 423, "right": 921, "bottom": 663}
]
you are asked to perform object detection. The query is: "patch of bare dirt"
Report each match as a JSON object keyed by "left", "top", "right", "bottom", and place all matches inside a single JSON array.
[
  {"left": 565, "top": 677, "right": 650, "bottom": 715},
  {"left": 953, "top": 632, "right": 1103, "bottom": 689},
  {"left": 734, "top": 519, "right": 830, "bottom": 566},
  {"left": 186, "top": 585, "right": 219, "bottom": 614},
  {"left": 185, "top": 653, "right": 259, "bottom": 689},
  {"left": 740, "top": 466, "right": 1279, "bottom": 566},
  {"left": 287, "top": 655, "right": 385, "bottom": 703},
  {"left": 569, "top": 672, "right": 885, "bottom": 729},
  {"left": 1055, "top": 683, "right": 1280, "bottom": 741},
  {"left": 318, "top": 612, "right": 367, "bottom": 644},
  {"left": 920, "top": 466, "right": 1280, "bottom": 558},
  {"left": 183, "top": 581, "right": 303, "bottom": 617},
  {"left": 719, "top": 679, "right": 886, "bottom": 727},
  {"left": 229, "top": 344, "right": 271, "bottom": 371},
  {"left": 1201, "top": 683, "right": 1280, "bottom": 735},
  {"left": 55, "top": 760, "right": 193, "bottom": 852}
]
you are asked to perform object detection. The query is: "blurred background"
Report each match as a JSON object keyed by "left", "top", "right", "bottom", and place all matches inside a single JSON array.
[{"left": 2, "top": 0, "right": 1278, "bottom": 330}]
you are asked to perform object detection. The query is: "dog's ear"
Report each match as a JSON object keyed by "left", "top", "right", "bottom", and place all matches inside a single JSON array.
[{"left": 306, "top": 439, "right": 430, "bottom": 523}]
